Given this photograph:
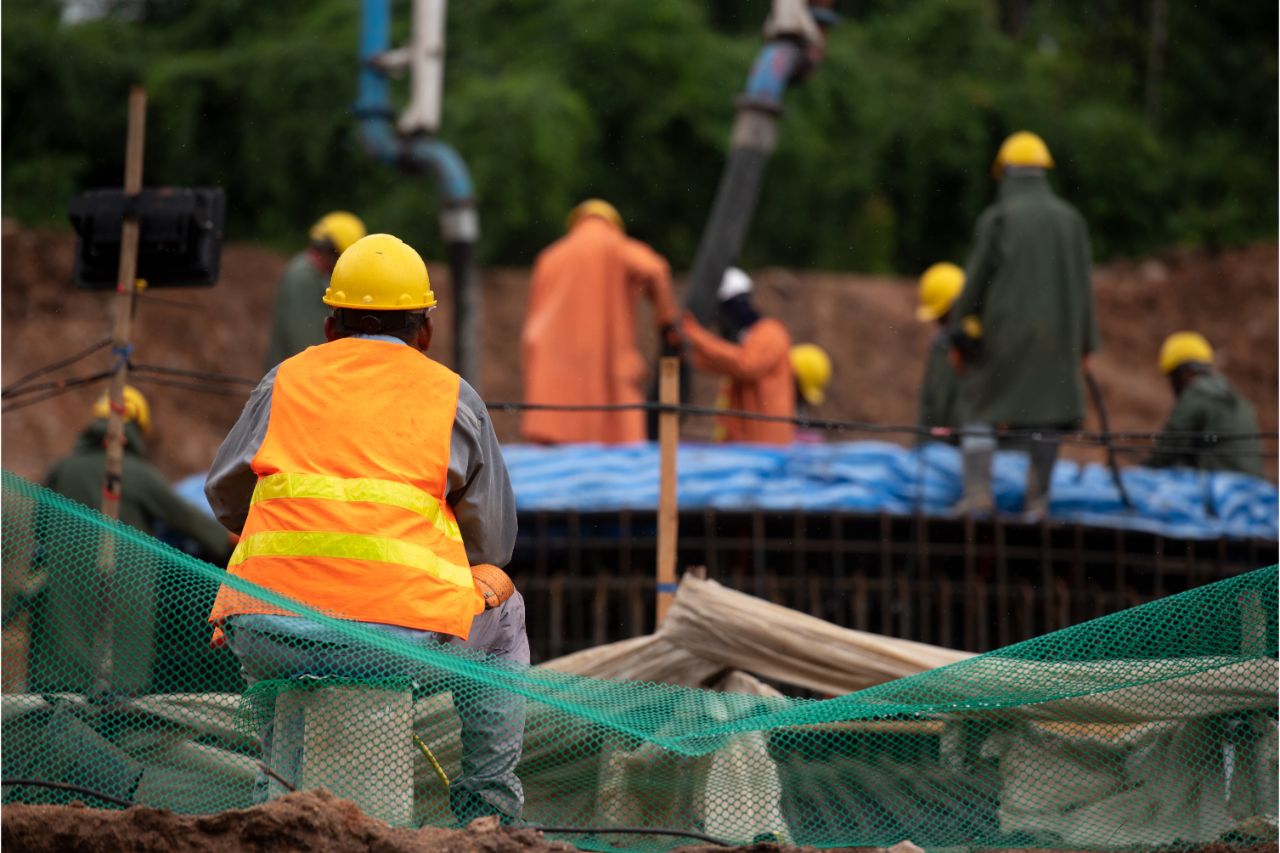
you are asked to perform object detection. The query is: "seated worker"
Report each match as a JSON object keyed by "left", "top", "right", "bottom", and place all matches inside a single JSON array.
[
  {"left": 205, "top": 234, "right": 528, "bottom": 823},
  {"left": 1145, "top": 332, "right": 1262, "bottom": 477},
  {"left": 29, "top": 386, "right": 235, "bottom": 694},
  {"left": 264, "top": 211, "right": 367, "bottom": 371},
  {"left": 790, "top": 343, "right": 832, "bottom": 444},
  {"left": 915, "top": 262, "right": 964, "bottom": 439},
  {"left": 682, "top": 267, "right": 795, "bottom": 445}
]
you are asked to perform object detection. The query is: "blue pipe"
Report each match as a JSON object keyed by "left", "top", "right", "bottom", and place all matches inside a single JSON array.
[
  {"left": 356, "top": 0, "right": 475, "bottom": 206},
  {"left": 740, "top": 40, "right": 806, "bottom": 111}
]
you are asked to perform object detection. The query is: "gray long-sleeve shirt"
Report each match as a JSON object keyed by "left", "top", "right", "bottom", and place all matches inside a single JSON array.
[{"left": 205, "top": 335, "right": 517, "bottom": 568}]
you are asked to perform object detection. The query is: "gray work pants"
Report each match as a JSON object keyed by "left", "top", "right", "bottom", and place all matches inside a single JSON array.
[
  {"left": 960, "top": 424, "right": 1062, "bottom": 514},
  {"left": 222, "top": 593, "right": 529, "bottom": 824}
]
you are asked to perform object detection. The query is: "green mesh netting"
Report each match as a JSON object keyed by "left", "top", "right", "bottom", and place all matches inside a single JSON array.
[{"left": 2, "top": 470, "right": 1276, "bottom": 849}]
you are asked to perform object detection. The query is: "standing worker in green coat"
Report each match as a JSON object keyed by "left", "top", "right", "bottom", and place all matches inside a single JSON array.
[
  {"left": 263, "top": 211, "right": 367, "bottom": 371},
  {"left": 1145, "top": 332, "right": 1262, "bottom": 477},
  {"left": 949, "top": 132, "right": 1100, "bottom": 515},
  {"left": 915, "top": 262, "right": 964, "bottom": 439},
  {"left": 30, "top": 387, "right": 235, "bottom": 694}
]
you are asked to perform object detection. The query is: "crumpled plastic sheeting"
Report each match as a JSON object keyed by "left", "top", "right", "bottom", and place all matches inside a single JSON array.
[
  {"left": 174, "top": 441, "right": 1277, "bottom": 541},
  {"left": 497, "top": 441, "right": 1278, "bottom": 541}
]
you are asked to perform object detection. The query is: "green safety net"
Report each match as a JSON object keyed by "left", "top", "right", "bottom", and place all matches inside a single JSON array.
[{"left": 2, "top": 470, "right": 1277, "bottom": 850}]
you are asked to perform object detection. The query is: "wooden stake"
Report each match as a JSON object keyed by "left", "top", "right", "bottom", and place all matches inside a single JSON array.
[
  {"left": 102, "top": 86, "right": 147, "bottom": 521},
  {"left": 656, "top": 356, "right": 680, "bottom": 625},
  {"left": 94, "top": 87, "right": 146, "bottom": 695}
]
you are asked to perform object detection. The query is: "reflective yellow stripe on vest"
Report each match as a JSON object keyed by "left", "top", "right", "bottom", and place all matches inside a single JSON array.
[
  {"left": 251, "top": 471, "right": 462, "bottom": 542},
  {"left": 229, "top": 530, "right": 474, "bottom": 590}
]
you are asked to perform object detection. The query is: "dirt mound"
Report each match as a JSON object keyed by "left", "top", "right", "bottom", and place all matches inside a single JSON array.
[
  {"left": 1, "top": 790, "right": 579, "bottom": 853},
  {"left": 2, "top": 222, "right": 1275, "bottom": 482}
]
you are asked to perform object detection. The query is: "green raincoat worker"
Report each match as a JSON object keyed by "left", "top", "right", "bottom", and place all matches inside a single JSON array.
[
  {"left": 263, "top": 211, "right": 367, "bottom": 371},
  {"left": 949, "top": 131, "right": 1100, "bottom": 515}
]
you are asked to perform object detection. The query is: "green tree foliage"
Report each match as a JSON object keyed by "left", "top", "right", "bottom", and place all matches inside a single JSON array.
[{"left": 2, "top": 0, "right": 1275, "bottom": 272}]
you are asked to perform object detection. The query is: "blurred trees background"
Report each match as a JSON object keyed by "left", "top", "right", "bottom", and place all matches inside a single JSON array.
[{"left": 3, "top": 0, "right": 1276, "bottom": 273}]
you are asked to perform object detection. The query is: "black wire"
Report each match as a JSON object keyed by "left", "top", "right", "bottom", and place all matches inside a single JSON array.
[
  {"left": 1, "top": 337, "right": 111, "bottom": 398},
  {"left": 487, "top": 401, "right": 1278, "bottom": 447},
  {"left": 0, "top": 370, "right": 114, "bottom": 402},
  {"left": 131, "top": 363, "right": 259, "bottom": 387},
  {"left": 0, "top": 778, "right": 734, "bottom": 844},
  {"left": 128, "top": 375, "right": 253, "bottom": 397},
  {"left": 1, "top": 374, "right": 111, "bottom": 413},
  {"left": 1, "top": 779, "right": 135, "bottom": 809},
  {"left": 526, "top": 824, "right": 731, "bottom": 846}
]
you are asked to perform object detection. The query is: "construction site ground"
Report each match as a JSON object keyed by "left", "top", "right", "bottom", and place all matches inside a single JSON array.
[
  {"left": 3, "top": 223, "right": 1274, "bottom": 483},
  {"left": 3, "top": 792, "right": 1277, "bottom": 853}
]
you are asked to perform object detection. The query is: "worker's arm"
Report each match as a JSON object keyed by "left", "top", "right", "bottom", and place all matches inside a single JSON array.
[
  {"left": 682, "top": 315, "right": 790, "bottom": 382},
  {"left": 204, "top": 368, "right": 277, "bottom": 533},
  {"left": 447, "top": 379, "right": 517, "bottom": 568},
  {"left": 1145, "top": 391, "right": 1205, "bottom": 469},
  {"left": 621, "top": 238, "right": 678, "bottom": 327},
  {"left": 138, "top": 465, "right": 236, "bottom": 563},
  {"left": 949, "top": 207, "right": 1001, "bottom": 360}
]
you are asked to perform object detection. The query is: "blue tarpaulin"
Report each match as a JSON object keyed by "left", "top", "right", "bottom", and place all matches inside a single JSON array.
[{"left": 176, "top": 441, "right": 1277, "bottom": 541}]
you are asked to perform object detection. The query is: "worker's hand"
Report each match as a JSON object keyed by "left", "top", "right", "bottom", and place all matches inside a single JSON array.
[
  {"left": 659, "top": 322, "right": 682, "bottom": 358},
  {"left": 947, "top": 346, "right": 966, "bottom": 375},
  {"left": 472, "top": 564, "right": 516, "bottom": 610}
]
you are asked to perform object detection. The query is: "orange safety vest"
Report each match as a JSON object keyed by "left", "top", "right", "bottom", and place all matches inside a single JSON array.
[{"left": 208, "top": 337, "right": 485, "bottom": 639}]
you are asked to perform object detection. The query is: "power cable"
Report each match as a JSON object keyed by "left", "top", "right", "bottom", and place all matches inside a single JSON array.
[
  {"left": 130, "top": 363, "right": 258, "bottom": 387},
  {"left": 1, "top": 337, "right": 110, "bottom": 398},
  {"left": 1, "top": 779, "right": 134, "bottom": 809},
  {"left": 1, "top": 372, "right": 112, "bottom": 413},
  {"left": 128, "top": 375, "right": 254, "bottom": 397},
  {"left": 0, "top": 778, "right": 734, "bottom": 845}
]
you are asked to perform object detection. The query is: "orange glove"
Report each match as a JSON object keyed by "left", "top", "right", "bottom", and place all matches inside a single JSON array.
[{"left": 471, "top": 564, "right": 515, "bottom": 610}]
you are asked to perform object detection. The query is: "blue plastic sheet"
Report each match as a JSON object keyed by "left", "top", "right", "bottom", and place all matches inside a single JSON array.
[{"left": 175, "top": 441, "right": 1277, "bottom": 541}]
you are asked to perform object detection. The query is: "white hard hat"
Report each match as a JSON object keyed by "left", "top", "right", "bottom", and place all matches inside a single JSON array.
[{"left": 717, "top": 266, "right": 753, "bottom": 302}]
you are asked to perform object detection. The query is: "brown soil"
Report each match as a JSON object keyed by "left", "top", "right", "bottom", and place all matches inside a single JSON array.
[
  {"left": 2, "top": 222, "right": 1275, "bottom": 482},
  {"left": 0, "top": 790, "right": 578, "bottom": 852}
]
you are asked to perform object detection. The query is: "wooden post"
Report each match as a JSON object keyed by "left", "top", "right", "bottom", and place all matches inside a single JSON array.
[
  {"left": 656, "top": 356, "right": 680, "bottom": 625},
  {"left": 94, "top": 87, "right": 147, "bottom": 695},
  {"left": 102, "top": 86, "right": 147, "bottom": 521}
]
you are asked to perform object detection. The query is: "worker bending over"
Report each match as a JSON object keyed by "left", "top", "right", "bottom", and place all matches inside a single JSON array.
[
  {"left": 263, "top": 211, "right": 367, "bottom": 371},
  {"left": 915, "top": 262, "right": 964, "bottom": 438},
  {"left": 950, "top": 132, "right": 1100, "bottom": 515},
  {"left": 1146, "top": 332, "right": 1262, "bottom": 476},
  {"left": 32, "top": 387, "right": 234, "bottom": 694},
  {"left": 521, "top": 200, "right": 678, "bottom": 444},
  {"left": 682, "top": 267, "right": 795, "bottom": 445},
  {"left": 206, "top": 234, "right": 527, "bottom": 823},
  {"left": 791, "top": 343, "right": 832, "bottom": 443}
]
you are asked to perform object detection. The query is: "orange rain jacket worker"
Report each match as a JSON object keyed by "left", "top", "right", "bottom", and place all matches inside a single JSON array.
[
  {"left": 521, "top": 200, "right": 678, "bottom": 444},
  {"left": 682, "top": 268, "right": 795, "bottom": 445},
  {"left": 204, "top": 234, "right": 526, "bottom": 823}
]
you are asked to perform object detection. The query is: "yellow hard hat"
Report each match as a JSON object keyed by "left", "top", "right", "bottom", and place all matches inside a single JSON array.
[
  {"left": 992, "top": 131, "right": 1055, "bottom": 178},
  {"left": 916, "top": 262, "right": 965, "bottom": 322},
  {"left": 93, "top": 384, "right": 152, "bottom": 435},
  {"left": 309, "top": 211, "right": 368, "bottom": 254},
  {"left": 323, "top": 234, "right": 436, "bottom": 310},
  {"left": 567, "top": 199, "right": 624, "bottom": 233},
  {"left": 1159, "top": 331, "right": 1214, "bottom": 374},
  {"left": 790, "top": 344, "right": 833, "bottom": 406}
]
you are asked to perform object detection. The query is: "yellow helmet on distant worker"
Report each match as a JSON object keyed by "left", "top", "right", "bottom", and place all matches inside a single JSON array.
[
  {"left": 92, "top": 385, "right": 152, "bottom": 435},
  {"left": 323, "top": 234, "right": 435, "bottom": 310},
  {"left": 916, "top": 262, "right": 965, "bottom": 322},
  {"left": 790, "top": 344, "right": 833, "bottom": 406},
  {"left": 992, "top": 131, "right": 1055, "bottom": 178},
  {"left": 1159, "top": 331, "right": 1214, "bottom": 374},
  {"left": 309, "top": 211, "right": 368, "bottom": 254},
  {"left": 567, "top": 199, "right": 624, "bottom": 233}
]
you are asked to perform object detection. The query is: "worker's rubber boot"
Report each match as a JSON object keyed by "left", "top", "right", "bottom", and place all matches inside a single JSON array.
[
  {"left": 1023, "top": 435, "right": 1061, "bottom": 519},
  {"left": 953, "top": 426, "right": 996, "bottom": 516}
]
